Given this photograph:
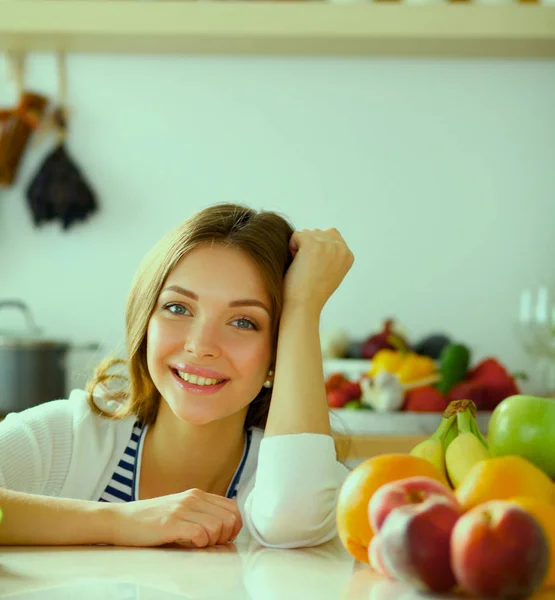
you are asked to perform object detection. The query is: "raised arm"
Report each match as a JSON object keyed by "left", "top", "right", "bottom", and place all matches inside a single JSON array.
[
  {"left": 265, "top": 227, "right": 354, "bottom": 438},
  {"left": 243, "top": 228, "right": 354, "bottom": 548}
]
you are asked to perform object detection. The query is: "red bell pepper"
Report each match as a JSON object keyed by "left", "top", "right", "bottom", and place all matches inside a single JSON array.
[{"left": 462, "top": 357, "right": 520, "bottom": 410}]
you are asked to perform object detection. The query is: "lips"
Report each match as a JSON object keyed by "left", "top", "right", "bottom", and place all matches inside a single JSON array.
[
  {"left": 170, "top": 367, "right": 229, "bottom": 395},
  {"left": 170, "top": 363, "right": 230, "bottom": 381}
]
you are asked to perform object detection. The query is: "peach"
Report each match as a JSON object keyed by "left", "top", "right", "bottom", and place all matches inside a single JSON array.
[
  {"left": 368, "top": 476, "right": 459, "bottom": 534},
  {"left": 379, "top": 497, "right": 460, "bottom": 593},
  {"left": 451, "top": 500, "right": 550, "bottom": 599}
]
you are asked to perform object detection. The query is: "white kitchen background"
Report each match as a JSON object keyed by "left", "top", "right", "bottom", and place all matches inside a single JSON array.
[{"left": 1, "top": 53, "right": 554, "bottom": 395}]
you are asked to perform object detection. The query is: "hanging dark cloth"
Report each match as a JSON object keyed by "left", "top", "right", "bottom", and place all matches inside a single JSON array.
[{"left": 26, "top": 108, "right": 98, "bottom": 230}]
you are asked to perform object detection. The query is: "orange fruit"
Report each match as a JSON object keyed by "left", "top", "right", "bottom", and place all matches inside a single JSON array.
[
  {"left": 510, "top": 497, "right": 555, "bottom": 589},
  {"left": 335, "top": 453, "right": 448, "bottom": 563},
  {"left": 455, "top": 455, "right": 554, "bottom": 512}
]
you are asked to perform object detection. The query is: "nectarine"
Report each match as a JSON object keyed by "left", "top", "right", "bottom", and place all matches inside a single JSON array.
[
  {"left": 509, "top": 497, "right": 555, "bottom": 589},
  {"left": 379, "top": 497, "right": 460, "bottom": 593},
  {"left": 451, "top": 500, "right": 549, "bottom": 599},
  {"left": 368, "top": 476, "right": 459, "bottom": 534}
]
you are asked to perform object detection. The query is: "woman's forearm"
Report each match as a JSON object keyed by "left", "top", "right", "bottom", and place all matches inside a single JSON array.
[
  {"left": 0, "top": 488, "right": 117, "bottom": 546},
  {"left": 264, "top": 303, "right": 331, "bottom": 438}
]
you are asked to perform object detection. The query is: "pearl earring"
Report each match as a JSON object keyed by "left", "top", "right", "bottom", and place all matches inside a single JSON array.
[{"left": 264, "top": 369, "right": 274, "bottom": 388}]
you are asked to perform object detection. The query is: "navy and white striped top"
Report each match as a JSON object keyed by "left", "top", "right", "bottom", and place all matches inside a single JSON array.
[
  {"left": 98, "top": 421, "right": 252, "bottom": 503},
  {"left": 99, "top": 421, "right": 145, "bottom": 503}
]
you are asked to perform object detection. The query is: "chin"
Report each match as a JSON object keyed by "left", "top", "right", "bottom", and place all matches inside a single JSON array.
[
  {"left": 164, "top": 395, "right": 241, "bottom": 427},
  {"left": 165, "top": 401, "right": 219, "bottom": 426}
]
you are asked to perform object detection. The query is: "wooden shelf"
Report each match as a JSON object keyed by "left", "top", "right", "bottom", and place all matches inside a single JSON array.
[{"left": 0, "top": 1, "right": 554, "bottom": 58}]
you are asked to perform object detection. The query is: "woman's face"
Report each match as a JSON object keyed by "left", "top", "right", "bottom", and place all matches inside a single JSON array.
[{"left": 146, "top": 244, "right": 274, "bottom": 426}]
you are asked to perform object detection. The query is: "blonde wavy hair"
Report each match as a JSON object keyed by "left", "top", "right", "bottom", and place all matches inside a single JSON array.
[{"left": 86, "top": 203, "right": 295, "bottom": 430}]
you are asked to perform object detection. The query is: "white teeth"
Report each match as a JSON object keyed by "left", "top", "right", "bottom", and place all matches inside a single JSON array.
[{"left": 177, "top": 371, "right": 223, "bottom": 386}]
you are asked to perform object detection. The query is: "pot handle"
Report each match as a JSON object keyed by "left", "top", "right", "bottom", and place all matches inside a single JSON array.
[{"left": 0, "top": 300, "right": 42, "bottom": 336}]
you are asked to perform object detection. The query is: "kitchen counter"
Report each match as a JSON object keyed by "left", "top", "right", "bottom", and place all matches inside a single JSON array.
[
  {"left": 0, "top": 531, "right": 466, "bottom": 600},
  {"left": 3, "top": 529, "right": 552, "bottom": 600},
  {"left": 1, "top": 530, "right": 553, "bottom": 600}
]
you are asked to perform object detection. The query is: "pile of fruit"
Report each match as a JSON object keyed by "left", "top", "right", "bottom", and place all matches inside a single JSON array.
[
  {"left": 326, "top": 342, "right": 520, "bottom": 413},
  {"left": 336, "top": 394, "right": 555, "bottom": 599}
]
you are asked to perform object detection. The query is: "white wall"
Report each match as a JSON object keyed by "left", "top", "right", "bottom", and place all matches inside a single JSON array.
[{"left": 1, "top": 53, "right": 554, "bottom": 393}]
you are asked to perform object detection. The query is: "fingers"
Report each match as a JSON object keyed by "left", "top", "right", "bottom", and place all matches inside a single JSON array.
[
  {"left": 196, "top": 492, "right": 243, "bottom": 536},
  {"left": 176, "top": 511, "right": 231, "bottom": 547},
  {"left": 291, "top": 227, "right": 347, "bottom": 246},
  {"left": 189, "top": 500, "right": 241, "bottom": 545},
  {"left": 173, "top": 520, "right": 211, "bottom": 548},
  {"left": 177, "top": 490, "right": 243, "bottom": 547}
]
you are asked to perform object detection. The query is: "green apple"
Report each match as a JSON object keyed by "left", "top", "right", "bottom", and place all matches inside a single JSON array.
[{"left": 488, "top": 394, "right": 555, "bottom": 478}]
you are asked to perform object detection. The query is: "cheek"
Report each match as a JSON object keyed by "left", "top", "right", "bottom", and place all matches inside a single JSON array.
[
  {"left": 228, "top": 333, "right": 272, "bottom": 377},
  {"left": 146, "top": 316, "right": 182, "bottom": 366}
]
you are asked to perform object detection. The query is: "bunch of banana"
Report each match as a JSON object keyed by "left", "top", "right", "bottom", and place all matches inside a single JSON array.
[
  {"left": 444, "top": 400, "right": 490, "bottom": 487},
  {"left": 410, "top": 399, "right": 490, "bottom": 487},
  {"left": 409, "top": 411, "right": 455, "bottom": 481}
]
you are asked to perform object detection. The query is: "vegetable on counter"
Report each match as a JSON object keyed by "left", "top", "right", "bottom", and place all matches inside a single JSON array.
[
  {"left": 403, "top": 386, "right": 447, "bottom": 412},
  {"left": 325, "top": 372, "right": 362, "bottom": 408},
  {"left": 396, "top": 353, "right": 438, "bottom": 385},
  {"left": 447, "top": 357, "right": 520, "bottom": 411},
  {"left": 324, "top": 323, "right": 524, "bottom": 415},
  {"left": 361, "top": 319, "right": 410, "bottom": 359},
  {"left": 360, "top": 371, "right": 405, "bottom": 413},
  {"left": 369, "top": 349, "right": 438, "bottom": 386},
  {"left": 436, "top": 343, "right": 471, "bottom": 395},
  {"left": 412, "top": 333, "right": 452, "bottom": 360}
]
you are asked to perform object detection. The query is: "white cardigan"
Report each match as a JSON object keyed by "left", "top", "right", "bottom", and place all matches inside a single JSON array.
[{"left": 0, "top": 390, "right": 349, "bottom": 548}]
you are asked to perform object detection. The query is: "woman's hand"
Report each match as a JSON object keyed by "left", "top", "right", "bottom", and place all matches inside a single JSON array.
[
  {"left": 111, "top": 488, "right": 243, "bottom": 548},
  {"left": 283, "top": 228, "right": 354, "bottom": 316}
]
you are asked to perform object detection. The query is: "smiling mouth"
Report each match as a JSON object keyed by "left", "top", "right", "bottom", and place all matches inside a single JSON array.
[{"left": 172, "top": 368, "right": 227, "bottom": 387}]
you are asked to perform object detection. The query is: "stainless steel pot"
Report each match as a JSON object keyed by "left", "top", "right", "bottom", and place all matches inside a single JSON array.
[{"left": 0, "top": 300, "right": 99, "bottom": 415}]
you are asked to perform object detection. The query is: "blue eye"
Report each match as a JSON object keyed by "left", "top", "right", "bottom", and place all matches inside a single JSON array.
[
  {"left": 165, "top": 303, "right": 190, "bottom": 316},
  {"left": 232, "top": 318, "right": 257, "bottom": 331}
]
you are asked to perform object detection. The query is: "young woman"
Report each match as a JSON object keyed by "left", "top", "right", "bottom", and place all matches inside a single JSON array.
[{"left": 0, "top": 203, "right": 354, "bottom": 549}]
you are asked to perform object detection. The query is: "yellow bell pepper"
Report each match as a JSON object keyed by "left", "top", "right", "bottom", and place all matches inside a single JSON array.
[
  {"left": 368, "top": 349, "right": 405, "bottom": 378},
  {"left": 396, "top": 353, "right": 437, "bottom": 384},
  {"left": 369, "top": 349, "right": 437, "bottom": 385}
]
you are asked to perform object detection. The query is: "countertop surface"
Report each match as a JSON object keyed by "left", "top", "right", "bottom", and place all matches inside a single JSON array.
[
  {"left": 0, "top": 530, "right": 460, "bottom": 600},
  {"left": 2, "top": 533, "right": 553, "bottom": 600}
]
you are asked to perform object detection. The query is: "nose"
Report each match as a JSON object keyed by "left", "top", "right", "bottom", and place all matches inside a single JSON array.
[{"left": 184, "top": 319, "right": 221, "bottom": 359}]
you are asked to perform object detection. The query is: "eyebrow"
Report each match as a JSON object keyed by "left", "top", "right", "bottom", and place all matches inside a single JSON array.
[{"left": 162, "top": 285, "right": 271, "bottom": 316}]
